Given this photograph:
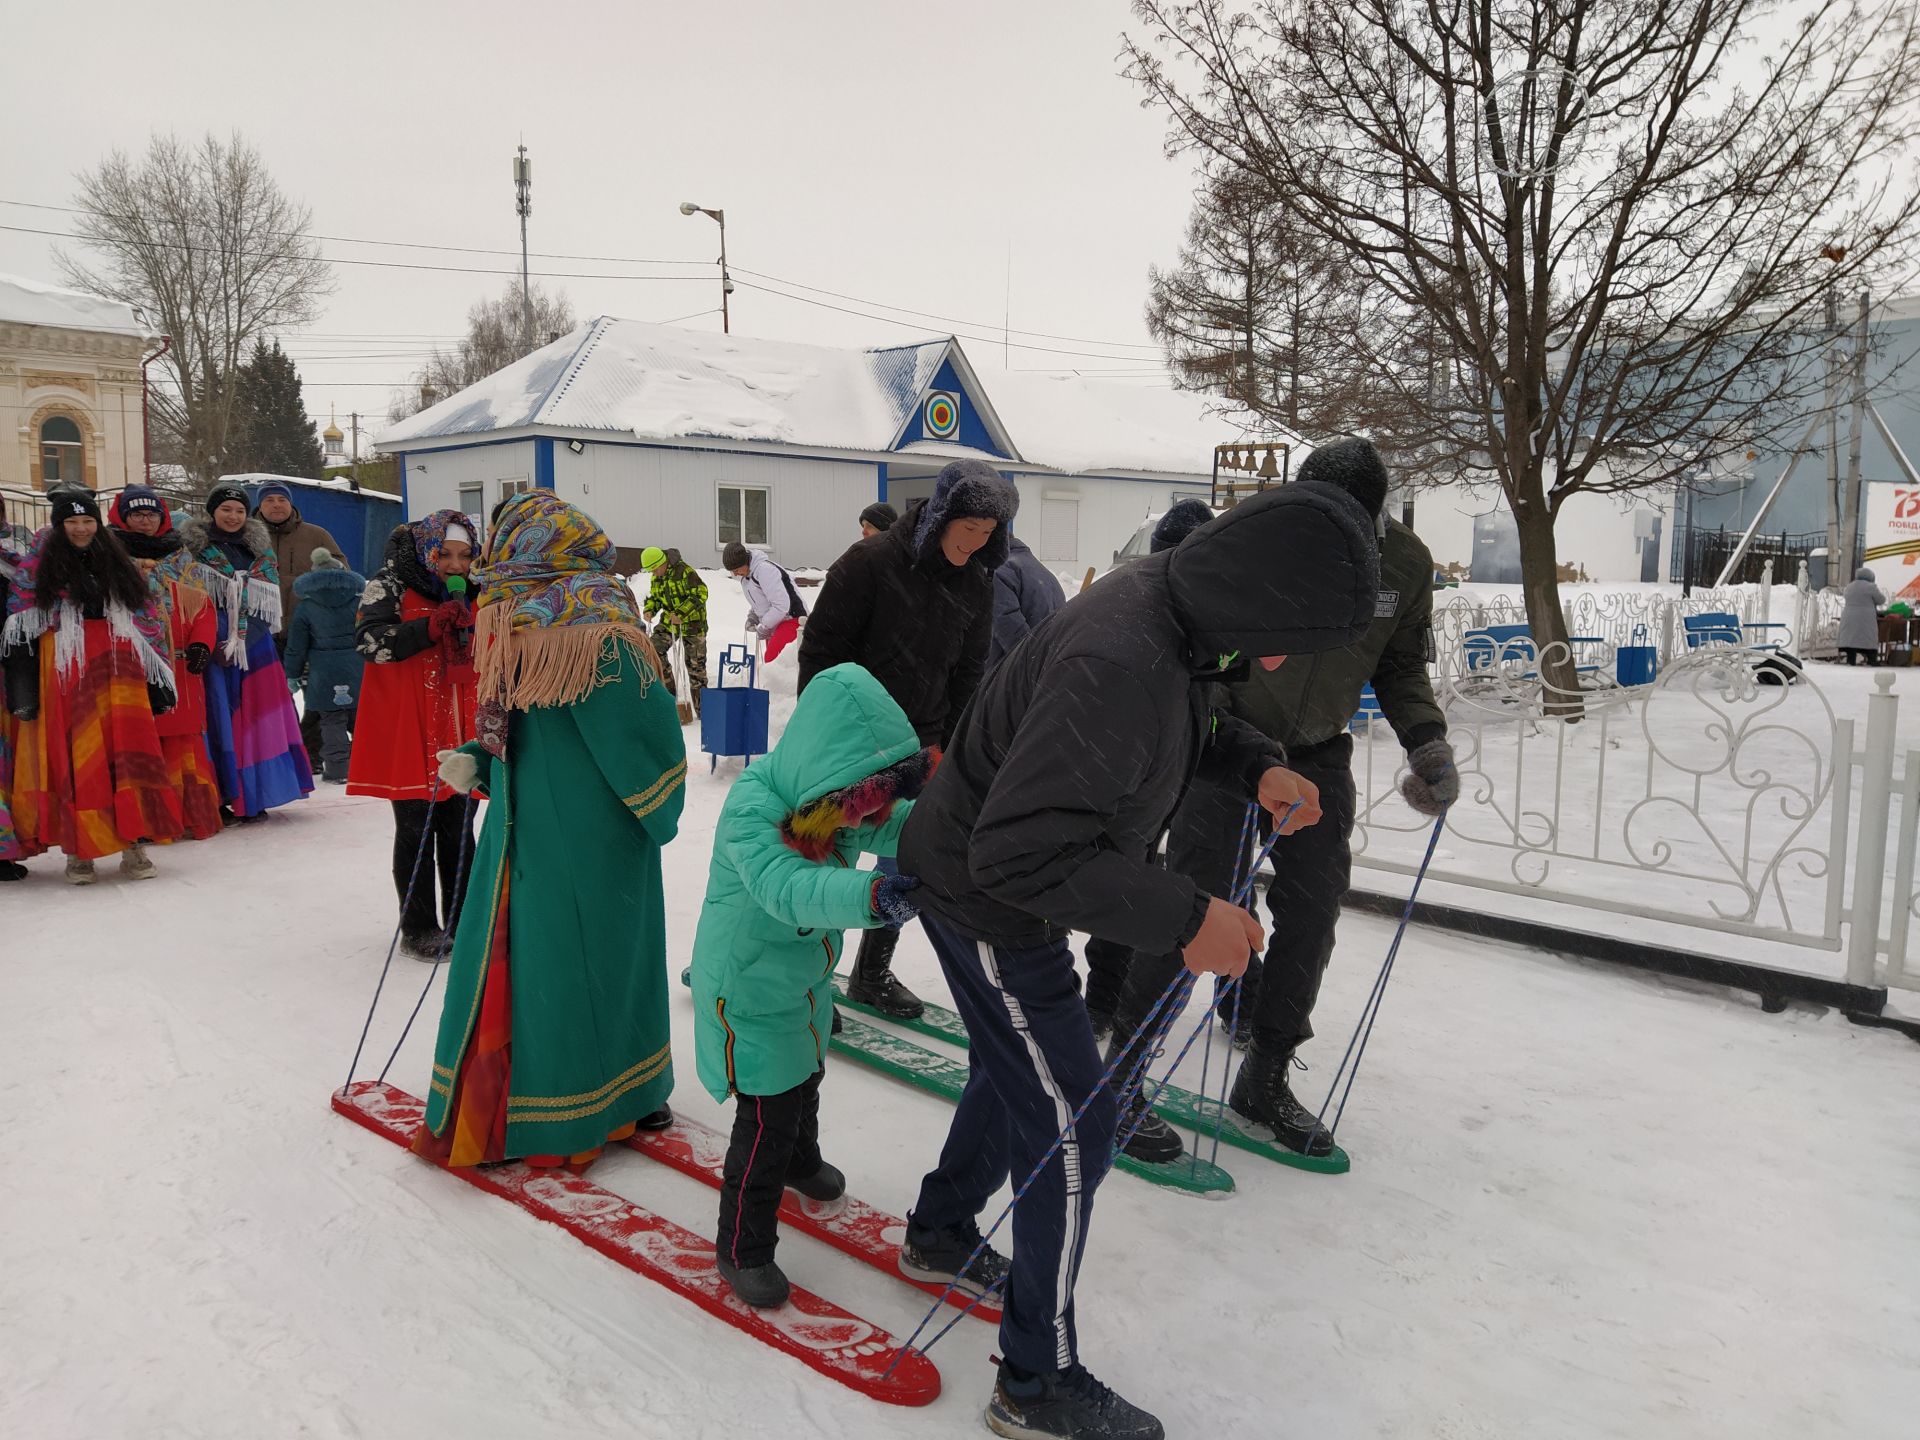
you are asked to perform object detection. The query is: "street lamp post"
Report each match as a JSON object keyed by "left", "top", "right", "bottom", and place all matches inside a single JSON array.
[{"left": 679, "top": 202, "right": 733, "bottom": 333}]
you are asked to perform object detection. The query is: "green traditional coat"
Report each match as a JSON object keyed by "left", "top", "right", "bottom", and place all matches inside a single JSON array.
[
  {"left": 692, "top": 664, "right": 917, "bottom": 1102},
  {"left": 424, "top": 644, "right": 688, "bottom": 1156}
]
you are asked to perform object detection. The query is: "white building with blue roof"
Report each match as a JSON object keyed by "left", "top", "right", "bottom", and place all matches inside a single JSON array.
[{"left": 374, "top": 316, "right": 1273, "bottom": 574}]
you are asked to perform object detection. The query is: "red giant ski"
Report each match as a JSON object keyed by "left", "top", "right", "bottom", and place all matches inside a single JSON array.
[
  {"left": 332, "top": 1081, "right": 941, "bottom": 1407},
  {"left": 624, "top": 1112, "right": 1003, "bottom": 1323}
]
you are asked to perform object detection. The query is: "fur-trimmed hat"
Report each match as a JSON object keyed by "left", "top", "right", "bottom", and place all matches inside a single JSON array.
[
  {"left": 781, "top": 747, "right": 941, "bottom": 861},
  {"left": 912, "top": 460, "right": 1019, "bottom": 570},
  {"left": 48, "top": 488, "right": 101, "bottom": 524}
]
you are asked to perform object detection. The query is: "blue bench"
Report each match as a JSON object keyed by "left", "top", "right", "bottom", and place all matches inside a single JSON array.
[
  {"left": 1682, "top": 612, "right": 1788, "bottom": 653},
  {"left": 1463, "top": 623, "right": 1605, "bottom": 679}
]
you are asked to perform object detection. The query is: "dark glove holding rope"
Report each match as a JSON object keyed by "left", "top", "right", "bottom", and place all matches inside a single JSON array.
[
  {"left": 870, "top": 871, "right": 922, "bottom": 930},
  {"left": 1399, "top": 737, "right": 1458, "bottom": 817},
  {"left": 184, "top": 642, "right": 212, "bottom": 676}
]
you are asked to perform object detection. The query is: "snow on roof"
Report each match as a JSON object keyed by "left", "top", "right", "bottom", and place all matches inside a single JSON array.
[
  {"left": 216, "top": 471, "right": 374, "bottom": 494},
  {"left": 378, "top": 317, "right": 955, "bottom": 453},
  {"left": 0, "top": 272, "right": 149, "bottom": 337},
  {"left": 974, "top": 369, "right": 1280, "bottom": 476}
]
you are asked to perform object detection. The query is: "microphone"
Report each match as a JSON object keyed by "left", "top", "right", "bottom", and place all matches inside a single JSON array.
[{"left": 445, "top": 575, "right": 468, "bottom": 596}]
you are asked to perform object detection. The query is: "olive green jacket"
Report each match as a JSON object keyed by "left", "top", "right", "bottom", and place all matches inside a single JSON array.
[{"left": 1224, "top": 518, "right": 1445, "bottom": 753}]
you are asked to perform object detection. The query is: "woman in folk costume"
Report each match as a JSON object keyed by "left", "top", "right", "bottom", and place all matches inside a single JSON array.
[
  {"left": 348, "top": 511, "right": 479, "bottom": 961},
  {"left": 0, "top": 494, "right": 37, "bottom": 881},
  {"left": 107, "top": 487, "right": 224, "bottom": 841},
  {"left": 415, "top": 491, "right": 687, "bottom": 1169},
  {"left": 178, "top": 484, "right": 313, "bottom": 821},
  {"left": 0, "top": 489, "right": 183, "bottom": 883}
]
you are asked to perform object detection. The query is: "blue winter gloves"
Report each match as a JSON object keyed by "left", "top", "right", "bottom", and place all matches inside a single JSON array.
[
  {"left": 1400, "top": 737, "right": 1459, "bottom": 817},
  {"left": 870, "top": 871, "right": 922, "bottom": 930}
]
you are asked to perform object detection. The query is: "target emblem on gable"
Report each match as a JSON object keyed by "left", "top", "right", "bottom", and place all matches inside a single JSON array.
[{"left": 924, "top": 391, "right": 960, "bottom": 440}]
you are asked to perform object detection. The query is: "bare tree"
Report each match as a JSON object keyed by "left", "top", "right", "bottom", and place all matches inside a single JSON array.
[
  {"left": 390, "top": 281, "right": 577, "bottom": 420},
  {"left": 57, "top": 133, "right": 333, "bottom": 486},
  {"left": 1128, "top": 0, "right": 1920, "bottom": 703}
]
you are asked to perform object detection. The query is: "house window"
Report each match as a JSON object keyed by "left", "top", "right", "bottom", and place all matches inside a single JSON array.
[
  {"left": 500, "top": 478, "right": 531, "bottom": 500},
  {"left": 718, "top": 485, "right": 769, "bottom": 548},
  {"left": 39, "top": 415, "right": 84, "bottom": 487}
]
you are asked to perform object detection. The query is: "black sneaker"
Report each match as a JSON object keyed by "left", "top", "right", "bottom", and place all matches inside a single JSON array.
[
  {"left": 716, "top": 1257, "right": 790, "bottom": 1309},
  {"left": 1228, "top": 1047, "right": 1335, "bottom": 1157},
  {"left": 898, "top": 1215, "right": 1011, "bottom": 1300},
  {"left": 1112, "top": 1085, "right": 1185, "bottom": 1165},
  {"left": 635, "top": 1106, "right": 673, "bottom": 1132},
  {"left": 785, "top": 1159, "right": 846, "bottom": 1203},
  {"left": 987, "top": 1362, "right": 1164, "bottom": 1440}
]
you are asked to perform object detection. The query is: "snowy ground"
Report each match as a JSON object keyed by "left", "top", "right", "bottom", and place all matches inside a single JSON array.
[{"left": 4, "top": 577, "right": 1918, "bottom": 1439}]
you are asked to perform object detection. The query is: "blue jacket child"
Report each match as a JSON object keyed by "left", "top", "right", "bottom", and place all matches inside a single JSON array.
[{"left": 283, "top": 549, "right": 365, "bottom": 781}]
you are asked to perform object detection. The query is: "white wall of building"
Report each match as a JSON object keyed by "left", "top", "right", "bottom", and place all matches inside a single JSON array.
[
  {"left": 399, "top": 441, "right": 537, "bottom": 527},
  {"left": 553, "top": 441, "right": 878, "bottom": 570},
  {"left": 1405, "top": 476, "right": 1677, "bottom": 583}
]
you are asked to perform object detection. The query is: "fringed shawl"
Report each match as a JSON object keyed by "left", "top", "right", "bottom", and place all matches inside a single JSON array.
[
  {"left": 470, "top": 493, "right": 661, "bottom": 749},
  {"left": 0, "top": 530, "right": 176, "bottom": 699},
  {"left": 174, "top": 516, "right": 283, "bottom": 669}
]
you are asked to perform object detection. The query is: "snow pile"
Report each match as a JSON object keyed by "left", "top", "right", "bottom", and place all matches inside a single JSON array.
[{"left": 0, "top": 271, "right": 148, "bottom": 337}]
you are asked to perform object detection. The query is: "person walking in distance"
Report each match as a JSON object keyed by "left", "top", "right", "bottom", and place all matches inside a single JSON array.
[
  {"left": 640, "top": 546, "right": 709, "bottom": 716},
  {"left": 799, "top": 458, "right": 1017, "bottom": 1022},
  {"left": 894, "top": 481, "right": 1380, "bottom": 1439}
]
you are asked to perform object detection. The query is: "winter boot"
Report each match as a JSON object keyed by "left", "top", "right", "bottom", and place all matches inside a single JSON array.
[
  {"left": 635, "top": 1105, "right": 673, "bottom": 1132},
  {"left": 1113, "top": 1083, "right": 1185, "bottom": 1165},
  {"left": 987, "top": 1361, "right": 1165, "bottom": 1440},
  {"left": 786, "top": 1159, "right": 846, "bottom": 1204},
  {"left": 402, "top": 928, "right": 451, "bottom": 963},
  {"left": 716, "top": 1257, "right": 791, "bottom": 1309},
  {"left": 1215, "top": 956, "right": 1261, "bottom": 1050},
  {"left": 898, "top": 1214, "right": 1012, "bottom": 1300},
  {"left": 1228, "top": 1044, "right": 1335, "bottom": 1157},
  {"left": 831, "top": 1005, "right": 844, "bottom": 1036},
  {"left": 64, "top": 857, "right": 97, "bottom": 886},
  {"left": 120, "top": 844, "right": 156, "bottom": 881},
  {"left": 0, "top": 861, "right": 27, "bottom": 882},
  {"left": 846, "top": 927, "right": 924, "bottom": 1019}
]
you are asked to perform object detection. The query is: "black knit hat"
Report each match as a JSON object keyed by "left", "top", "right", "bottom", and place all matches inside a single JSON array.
[
  {"left": 206, "top": 483, "right": 251, "bottom": 516},
  {"left": 1296, "top": 438, "right": 1389, "bottom": 527},
  {"left": 48, "top": 488, "right": 102, "bottom": 524},
  {"left": 859, "top": 501, "right": 898, "bottom": 532},
  {"left": 1151, "top": 499, "right": 1215, "bottom": 554}
]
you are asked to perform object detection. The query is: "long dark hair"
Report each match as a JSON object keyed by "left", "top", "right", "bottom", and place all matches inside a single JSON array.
[{"left": 33, "top": 523, "right": 152, "bottom": 612}]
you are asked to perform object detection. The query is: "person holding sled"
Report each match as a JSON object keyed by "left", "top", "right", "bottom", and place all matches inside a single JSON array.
[
  {"left": 894, "top": 480, "right": 1380, "bottom": 1440},
  {"left": 348, "top": 512, "right": 479, "bottom": 961},
  {"left": 415, "top": 491, "right": 686, "bottom": 1169},
  {"left": 283, "top": 548, "right": 364, "bottom": 785},
  {"left": 107, "top": 486, "right": 224, "bottom": 841},
  {"left": 798, "top": 458, "right": 1016, "bottom": 1021},
  {"left": 1, "top": 489, "right": 184, "bottom": 882},
  {"left": 180, "top": 484, "right": 314, "bottom": 823},
  {"left": 640, "top": 545, "right": 708, "bottom": 717},
  {"left": 1105, "top": 439, "right": 1456, "bottom": 1166},
  {"left": 691, "top": 663, "right": 934, "bottom": 1307}
]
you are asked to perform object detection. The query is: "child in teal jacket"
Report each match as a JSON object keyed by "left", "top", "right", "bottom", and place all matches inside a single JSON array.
[{"left": 691, "top": 663, "right": 934, "bottom": 1308}]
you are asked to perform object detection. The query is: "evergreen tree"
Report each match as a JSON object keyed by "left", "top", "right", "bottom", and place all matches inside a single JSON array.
[{"left": 229, "top": 339, "right": 324, "bottom": 478}]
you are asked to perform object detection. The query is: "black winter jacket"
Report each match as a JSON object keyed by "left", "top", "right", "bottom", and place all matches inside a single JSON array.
[
  {"left": 356, "top": 523, "right": 452, "bottom": 664},
  {"left": 898, "top": 481, "right": 1380, "bottom": 955},
  {"left": 797, "top": 495, "right": 1003, "bottom": 747}
]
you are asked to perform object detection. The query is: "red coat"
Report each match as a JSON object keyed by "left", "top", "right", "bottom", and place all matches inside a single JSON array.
[
  {"left": 155, "top": 581, "right": 215, "bottom": 740},
  {"left": 346, "top": 588, "right": 476, "bottom": 801}
]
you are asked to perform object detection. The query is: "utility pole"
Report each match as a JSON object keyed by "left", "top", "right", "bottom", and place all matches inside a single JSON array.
[
  {"left": 514, "top": 144, "right": 534, "bottom": 349},
  {"left": 1839, "top": 291, "right": 1870, "bottom": 580},
  {"left": 1824, "top": 283, "right": 1842, "bottom": 584},
  {"left": 350, "top": 411, "right": 362, "bottom": 491}
]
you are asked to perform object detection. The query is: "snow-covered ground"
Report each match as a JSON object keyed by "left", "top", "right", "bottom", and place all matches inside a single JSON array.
[{"left": 4, "top": 576, "right": 1918, "bottom": 1439}]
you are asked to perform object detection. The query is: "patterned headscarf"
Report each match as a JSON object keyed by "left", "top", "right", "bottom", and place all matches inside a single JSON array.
[
  {"left": 470, "top": 492, "right": 659, "bottom": 751},
  {"left": 412, "top": 509, "right": 476, "bottom": 571}
]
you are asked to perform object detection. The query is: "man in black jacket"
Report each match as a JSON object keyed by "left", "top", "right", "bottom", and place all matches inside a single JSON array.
[
  {"left": 799, "top": 458, "right": 1017, "bottom": 1019},
  {"left": 893, "top": 481, "right": 1379, "bottom": 1440}
]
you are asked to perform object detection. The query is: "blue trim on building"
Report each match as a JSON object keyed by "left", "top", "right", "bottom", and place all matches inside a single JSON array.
[
  {"left": 534, "top": 438, "right": 555, "bottom": 489},
  {"left": 395, "top": 450, "right": 407, "bottom": 515},
  {"left": 894, "top": 358, "right": 1008, "bottom": 457},
  {"left": 877, "top": 462, "right": 888, "bottom": 501}
]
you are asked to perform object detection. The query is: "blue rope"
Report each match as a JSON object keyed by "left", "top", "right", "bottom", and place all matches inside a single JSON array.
[
  {"left": 1311, "top": 812, "right": 1447, "bottom": 1138},
  {"left": 378, "top": 793, "right": 481, "bottom": 1084},
  {"left": 341, "top": 776, "right": 443, "bottom": 1093}
]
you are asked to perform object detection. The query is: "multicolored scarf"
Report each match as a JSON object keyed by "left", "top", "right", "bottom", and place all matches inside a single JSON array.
[
  {"left": 471, "top": 492, "right": 660, "bottom": 754},
  {"left": 0, "top": 530, "right": 176, "bottom": 699},
  {"left": 175, "top": 517, "right": 283, "bottom": 669}
]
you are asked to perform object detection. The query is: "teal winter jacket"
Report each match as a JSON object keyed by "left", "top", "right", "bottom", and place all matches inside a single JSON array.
[
  {"left": 693, "top": 664, "right": 919, "bottom": 1101},
  {"left": 284, "top": 567, "right": 367, "bottom": 711}
]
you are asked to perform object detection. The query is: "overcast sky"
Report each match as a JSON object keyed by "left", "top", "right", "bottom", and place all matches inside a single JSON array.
[{"left": 0, "top": 0, "right": 1199, "bottom": 434}]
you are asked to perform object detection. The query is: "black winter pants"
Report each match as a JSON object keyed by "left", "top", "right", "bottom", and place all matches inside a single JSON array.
[
  {"left": 716, "top": 1068, "right": 826, "bottom": 1269},
  {"left": 1112, "top": 737, "right": 1358, "bottom": 1055},
  {"left": 912, "top": 916, "right": 1114, "bottom": 1376},
  {"left": 391, "top": 797, "right": 476, "bottom": 940}
]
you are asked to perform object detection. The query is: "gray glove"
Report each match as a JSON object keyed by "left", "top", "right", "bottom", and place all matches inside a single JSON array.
[{"left": 1399, "top": 737, "right": 1458, "bottom": 817}]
